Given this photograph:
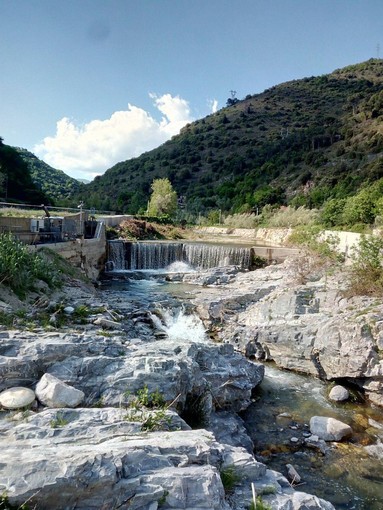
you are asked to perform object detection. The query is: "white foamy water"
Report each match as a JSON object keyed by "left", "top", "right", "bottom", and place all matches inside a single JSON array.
[
  {"left": 165, "top": 261, "right": 195, "bottom": 273},
  {"left": 151, "top": 308, "right": 206, "bottom": 342}
]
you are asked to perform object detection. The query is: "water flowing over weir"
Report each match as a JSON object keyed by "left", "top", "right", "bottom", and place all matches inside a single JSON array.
[{"left": 106, "top": 240, "right": 252, "bottom": 271}]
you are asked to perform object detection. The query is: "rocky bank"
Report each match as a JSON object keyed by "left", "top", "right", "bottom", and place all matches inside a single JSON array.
[
  {"left": 189, "top": 260, "right": 383, "bottom": 408},
  {"left": 0, "top": 269, "right": 339, "bottom": 509}
]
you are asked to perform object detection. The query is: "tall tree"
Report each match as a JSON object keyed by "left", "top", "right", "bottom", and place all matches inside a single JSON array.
[{"left": 147, "top": 178, "right": 177, "bottom": 217}]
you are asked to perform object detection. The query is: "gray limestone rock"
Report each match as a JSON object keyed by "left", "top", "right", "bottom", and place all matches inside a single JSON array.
[
  {"left": 329, "top": 385, "right": 349, "bottom": 402},
  {"left": 0, "top": 387, "right": 35, "bottom": 409},
  {"left": 35, "top": 373, "right": 85, "bottom": 408},
  {"left": 309, "top": 416, "right": 353, "bottom": 442}
]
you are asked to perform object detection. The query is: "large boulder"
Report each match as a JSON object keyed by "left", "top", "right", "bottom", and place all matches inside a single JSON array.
[
  {"left": 309, "top": 416, "right": 352, "bottom": 441},
  {"left": 35, "top": 374, "right": 84, "bottom": 408}
]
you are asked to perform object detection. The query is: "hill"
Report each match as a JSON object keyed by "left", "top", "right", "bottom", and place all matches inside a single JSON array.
[
  {"left": 14, "top": 147, "right": 84, "bottom": 204},
  {"left": 0, "top": 138, "right": 49, "bottom": 205},
  {"left": 80, "top": 59, "right": 383, "bottom": 215}
]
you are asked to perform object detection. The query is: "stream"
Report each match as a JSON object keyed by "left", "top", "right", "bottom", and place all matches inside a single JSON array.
[
  {"left": 103, "top": 241, "right": 383, "bottom": 510},
  {"left": 241, "top": 365, "right": 383, "bottom": 510}
]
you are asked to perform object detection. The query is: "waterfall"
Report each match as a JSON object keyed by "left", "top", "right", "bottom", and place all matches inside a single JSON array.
[
  {"left": 183, "top": 243, "right": 251, "bottom": 269},
  {"left": 107, "top": 241, "right": 251, "bottom": 271}
]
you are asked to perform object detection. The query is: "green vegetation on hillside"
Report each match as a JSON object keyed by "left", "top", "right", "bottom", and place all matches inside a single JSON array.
[
  {"left": 14, "top": 147, "right": 84, "bottom": 204},
  {"left": 0, "top": 138, "right": 49, "bottom": 204},
  {"left": 76, "top": 59, "right": 383, "bottom": 226}
]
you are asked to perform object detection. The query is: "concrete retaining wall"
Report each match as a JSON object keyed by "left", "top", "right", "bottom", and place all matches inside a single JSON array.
[{"left": 33, "top": 226, "right": 106, "bottom": 281}]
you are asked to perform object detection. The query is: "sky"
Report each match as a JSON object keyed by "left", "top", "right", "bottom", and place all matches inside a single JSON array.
[{"left": 1, "top": 0, "right": 382, "bottom": 181}]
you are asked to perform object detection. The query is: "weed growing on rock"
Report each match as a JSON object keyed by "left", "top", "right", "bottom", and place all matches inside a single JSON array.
[
  {"left": 124, "top": 385, "right": 171, "bottom": 431},
  {"left": 287, "top": 227, "right": 342, "bottom": 283},
  {"left": 0, "top": 493, "right": 30, "bottom": 510},
  {"left": 249, "top": 497, "right": 272, "bottom": 510},
  {"left": 220, "top": 465, "right": 241, "bottom": 494},
  {"left": 157, "top": 490, "right": 169, "bottom": 507},
  {"left": 50, "top": 413, "right": 69, "bottom": 429}
]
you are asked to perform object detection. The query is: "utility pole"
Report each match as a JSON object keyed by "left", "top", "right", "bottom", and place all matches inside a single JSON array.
[{"left": 78, "top": 201, "right": 84, "bottom": 236}]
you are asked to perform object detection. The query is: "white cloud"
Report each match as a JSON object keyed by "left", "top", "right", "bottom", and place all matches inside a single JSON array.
[
  {"left": 208, "top": 99, "right": 219, "bottom": 114},
  {"left": 34, "top": 94, "right": 194, "bottom": 181}
]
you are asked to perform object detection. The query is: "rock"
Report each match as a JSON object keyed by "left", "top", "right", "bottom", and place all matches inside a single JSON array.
[
  {"left": 329, "top": 385, "right": 349, "bottom": 402},
  {"left": 309, "top": 416, "right": 352, "bottom": 441},
  {"left": 93, "top": 317, "right": 121, "bottom": 329},
  {"left": 0, "top": 387, "right": 35, "bottom": 409},
  {"left": 208, "top": 411, "right": 254, "bottom": 452},
  {"left": 35, "top": 373, "right": 85, "bottom": 408},
  {"left": 286, "top": 463, "right": 301, "bottom": 484},
  {"left": 289, "top": 492, "right": 335, "bottom": 510},
  {"left": 63, "top": 306, "right": 75, "bottom": 314},
  {"left": 0, "top": 429, "right": 230, "bottom": 510},
  {"left": 194, "top": 264, "right": 383, "bottom": 407}
]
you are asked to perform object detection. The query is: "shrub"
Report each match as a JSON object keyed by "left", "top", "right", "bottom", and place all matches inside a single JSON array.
[
  {"left": 265, "top": 206, "right": 319, "bottom": 228},
  {"left": 0, "top": 233, "right": 61, "bottom": 298},
  {"left": 320, "top": 198, "right": 346, "bottom": 227},
  {"left": 287, "top": 227, "right": 342, "bottom": 283},
  {"left": 346, "top": 234, "right": 383, "bottom": 296},
  {"left": 224, "top": 213, "right": 260, "bottom": 229}
]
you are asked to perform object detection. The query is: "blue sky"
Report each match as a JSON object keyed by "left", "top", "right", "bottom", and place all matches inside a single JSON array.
[{"left": 1, "top": 0, "right": 382, "bottom": 180}]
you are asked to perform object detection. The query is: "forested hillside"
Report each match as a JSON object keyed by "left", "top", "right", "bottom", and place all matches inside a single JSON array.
[
  {"left": 0, "top": 138, "right": 49, "bottom": 204},
  {"left": 14, "top": 147, "right": 84, "bottom": 204},
  {"left": 78, "top": 59, "right": 383, "bottom": 216}
]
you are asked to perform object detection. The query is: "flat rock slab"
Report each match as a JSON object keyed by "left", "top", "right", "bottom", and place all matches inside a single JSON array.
[{"left": 0, "top": 387, "right": 35, "bottom": 409}]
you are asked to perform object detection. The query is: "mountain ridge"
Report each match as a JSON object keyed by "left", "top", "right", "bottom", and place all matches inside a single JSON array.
[
  {"left": 76, "top": 58, "right": 383, "bottom": 215},
  {"left": 14, "top": 147, "right": 84, "bottom": 204}
]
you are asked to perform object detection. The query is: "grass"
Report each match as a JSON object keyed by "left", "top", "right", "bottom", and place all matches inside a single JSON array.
[
  {"left": 249, "top": 497, "right": 272, "bottom": 510},
  {"left": 50, "top": 412, "right": 69, "bottom": 429},
  {"left": 124, "top": 385, "right": 171, "bottom": 432}
]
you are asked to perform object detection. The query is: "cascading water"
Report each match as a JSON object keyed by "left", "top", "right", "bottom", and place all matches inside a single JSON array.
[
  {"left": 150, "top": 307, "right": 207, "bottom": 342},
  {"left": 107, "top": 240, "right": 251, "bottom": 271}
]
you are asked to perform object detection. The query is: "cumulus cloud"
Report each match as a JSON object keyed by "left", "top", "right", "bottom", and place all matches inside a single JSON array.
[{"left": 34, "top": 94, "right": 194, "bottom": 181}]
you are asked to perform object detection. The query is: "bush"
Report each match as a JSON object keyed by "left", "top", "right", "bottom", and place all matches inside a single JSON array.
[
  {"left": 346, "top": 234, "right": 383, "bottom": 296},
  {"left": 266, "top": 206, "right": 320, "bottom": 228},
  {"left": 0, "top": 232, "right": 61, "bottom": 298},
  {"left": 224, "top": 213, "right": 260, "bottom": 229}
]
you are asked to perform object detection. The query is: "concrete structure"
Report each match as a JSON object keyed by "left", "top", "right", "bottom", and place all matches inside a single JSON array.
[{"left": 33, "top": 224, "right": 106, "bottom": 281}]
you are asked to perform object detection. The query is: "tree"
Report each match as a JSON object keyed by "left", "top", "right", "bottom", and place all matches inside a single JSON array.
[{"left": 147, "top": 178, "right": 177, "bottom": 217}]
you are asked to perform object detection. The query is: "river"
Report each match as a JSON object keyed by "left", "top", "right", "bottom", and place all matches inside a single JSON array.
[{"left": 103, "top": 240, "right": 383, "bottom": 510}]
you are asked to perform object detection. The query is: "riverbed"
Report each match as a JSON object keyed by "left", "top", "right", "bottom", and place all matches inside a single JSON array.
[{"left": 102, "top": 267, "right": 383, "bottom": 510}]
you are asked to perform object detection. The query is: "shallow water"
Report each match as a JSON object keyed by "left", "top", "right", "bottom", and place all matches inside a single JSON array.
[{"left": 241, "top": 364, "right": 383, "bottom": 510}]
